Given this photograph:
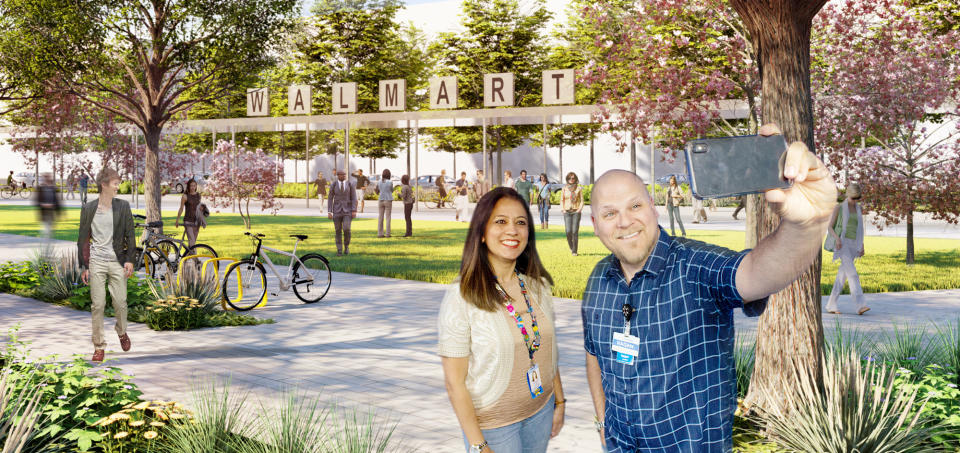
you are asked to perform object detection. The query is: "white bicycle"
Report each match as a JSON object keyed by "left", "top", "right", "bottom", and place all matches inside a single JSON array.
[{"left": 221, "top": 232, "right": 332, "bottom": 310}]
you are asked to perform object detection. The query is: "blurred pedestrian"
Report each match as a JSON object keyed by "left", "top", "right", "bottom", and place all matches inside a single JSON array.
[
  {"left": 667, "top": 175, "right": 686, "bottom": 237},
  {"left": 314, "top": 171, "right": 328, "bottom": 214},
  {"left": 503, "top": 170, "right": 515, "bottom": 189},
  {"left": 328, "top": 170, "right": 357, "bottom": 256},
  {"left": 6, "top": 171, "right": 12, "bottom": 189},
  {"left": 732, "top": 195, "right": 746, "bottom": 220},
  {"left": 175, "top": 178, "right": 203, "bottom": 247},
  {"left": 439, "top": 187, "right": 565, "bottom": 453},
  {"left": 78, "top": 167, "right": 135, "bottom": 363},
  {"left": 79, "top": 172, "right": 90, "bottom": 204},
  {"left": 692, "top": 197, "right": 708, "bottom": 224},
  {"left": 515, "top": 169, "right": 534, "bottom": 206},
  {"left": 536, "top": 173, "right": 551, "bottom": 230},
  {"left": 455, "top": 171, "right": 470, "bottom": 222},
  {"left": 35, "top": 173, "right": 61, "bottom": 247},
  {"left": 437, "top": 169, "right": 448, "bottom": 208},
  {"left": 66, "top": 172, "right": 76, "bottom": 200},
  {"left": 826, "top": 182, "right": 868, "bottom": 315},
  {"left": 376, "top": 169, "right": 394, "bottom": 238},
  {"left": 474, "top": 170, "right": 490, "bottom": 200},
  {"left": 401, "top": 174, "right": 415, "bottom": 237},
  {"left": 561, "top": 172, "right": 583, "bottom": 255},
  {"left": 355, "top": 169, "right": 369, "bottom": 213}
]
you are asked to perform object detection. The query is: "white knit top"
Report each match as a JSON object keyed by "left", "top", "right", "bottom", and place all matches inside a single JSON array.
[{"left": 437, "top": 275, "right": 558, "bottom": 410}]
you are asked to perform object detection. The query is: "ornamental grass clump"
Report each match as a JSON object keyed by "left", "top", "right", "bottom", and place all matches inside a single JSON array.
[
  {"left": 94, "top": 400, "right": 192, "bottom": 453},
  {"left": 751, "top": 350, "right": 940, "bottom": 453},
  {"left": 34, "top": 249, "right": 83, "bottom": 303}
]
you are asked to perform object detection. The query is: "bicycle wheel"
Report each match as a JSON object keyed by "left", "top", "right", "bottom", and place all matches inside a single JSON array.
[
  {"left": 183, "top": 243, "right": 218, "bottom": 277},
  {"left": 222, "top": 259, "right": 267, "bottom": 311},
  {"left": 291, "top": 253, "right": 332, "bottom": 303},
  {"left": 144, "top": 239, "right": 179, "bottom": 281},
  {"left": 0, "top": 187, "right": 11, "bottom": 199},
  {"left": 18, "top": 188, "right": 30, "bottom": 199}
]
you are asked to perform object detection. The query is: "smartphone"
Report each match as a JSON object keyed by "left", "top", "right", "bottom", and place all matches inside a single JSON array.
[{"left": 684, "top": 134, "right": 792, "bottom": 199}]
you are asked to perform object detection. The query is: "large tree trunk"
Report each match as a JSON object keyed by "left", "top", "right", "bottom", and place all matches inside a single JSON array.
[
  {"left": 589, "top": 137, "right": 595, "bottom": 184},
  {"left": 730, "top": 0, "right": 828, "bottom": 414},
  {"left": 906, "top": 210, "right": 914, "bottom": 264},
  {"left": 143, "top": 127, "right": 163, "bottom": 224}
]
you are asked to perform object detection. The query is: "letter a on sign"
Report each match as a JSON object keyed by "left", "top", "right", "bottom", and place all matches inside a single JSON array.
[
  {"left": 429, "top": 76, "right": 458, "bottom": 109},
  {"left": 332, "top": 82, "right": 358, "bottom": 113},
  {"left": 379, "top": 79, "right": 406, "bottom": 111},
  {"left": 542, "top": 70, "right": 575, "bottom": 105},
  {"left": 484, "top": 73, "right": 514, "bottom": 107},
  {"left": 246, "top": 88, "right": 269, "bottom": 116},
  {"left": 288, "top": 85, "right": 311, "bottom": 115}
]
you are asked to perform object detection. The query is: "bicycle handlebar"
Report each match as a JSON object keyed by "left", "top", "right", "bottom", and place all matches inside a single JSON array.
[{"left": 244, "top": 232, "right": 266, "bottom": 238}]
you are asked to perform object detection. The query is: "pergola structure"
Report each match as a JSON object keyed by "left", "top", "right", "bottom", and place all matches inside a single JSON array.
[{"left": 0, "top": 101, "right": 750, "bottom": 208}]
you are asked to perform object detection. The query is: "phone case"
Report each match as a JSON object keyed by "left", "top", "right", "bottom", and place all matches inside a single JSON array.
[{"left": 684, "top": 134, "right": 792, "bottom": 199}]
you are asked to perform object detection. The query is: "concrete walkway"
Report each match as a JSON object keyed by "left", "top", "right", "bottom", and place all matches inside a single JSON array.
[{"left": 2, "top": 235, "right": 959, "bottom": 452}]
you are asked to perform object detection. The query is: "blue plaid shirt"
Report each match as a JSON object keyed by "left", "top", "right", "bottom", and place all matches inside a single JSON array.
[{"left": 582, "top": 228, "right": 768, "bottom": 452}]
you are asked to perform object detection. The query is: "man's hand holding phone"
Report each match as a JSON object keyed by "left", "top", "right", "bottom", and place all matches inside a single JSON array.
[{"left": 758, "top": 124, "right": 838, "bottom": 227}]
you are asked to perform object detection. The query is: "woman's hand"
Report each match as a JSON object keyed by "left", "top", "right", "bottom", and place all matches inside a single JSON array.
[
  {"left": 858, "top": 248, "right": 864, "bottom": 258},
  {"left": 551, "top": 402, "right": 565, "bottom": 437}
]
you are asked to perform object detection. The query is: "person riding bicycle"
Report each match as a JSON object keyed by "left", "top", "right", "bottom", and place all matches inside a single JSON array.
[{"left": 6, "top": 171, "right": 13, "bottom": 188}]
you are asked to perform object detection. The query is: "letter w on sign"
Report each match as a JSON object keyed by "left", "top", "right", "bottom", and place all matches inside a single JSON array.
[
  {"left": 379, "top": 79, "right": 406, "bottom": 111},
  {"left": 247, "top": 88, "right": 269, "bottom": 116}
]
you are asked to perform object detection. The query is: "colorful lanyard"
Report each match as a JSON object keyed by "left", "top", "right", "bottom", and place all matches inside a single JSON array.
[{"left": 495, "top": 271, "right": 541, "bottom": 363}]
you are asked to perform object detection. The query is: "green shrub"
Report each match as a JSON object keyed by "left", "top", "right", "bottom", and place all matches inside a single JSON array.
[
  {"left": 892, "top": 364, "right": 960, "bottom": 450},
  {"left": 2, "top": 328, "right": 142, "bottom": 452},
  {"left": 35, "top": 249, "right": 84, "bottom": 303},
  {"left": 0, "top": 261, "right": 41, "bottom": 294},
  {"left": 734, "top": 336, "right": 755, "bottom": 399},
  {"left": 117, "top": 181, "right": 145, "bottom": 195},
  {"left": 145, "top": 296, "right": 212, "bottom": 331},
  {"left": 935, "top": 317, "right": 960, "bottom": 387},
  {"left": 876, "top": 322, "right": 941, "bottom": 373},
  {"left": 274, "top": 182, "right": 316, "bottom": 199}
]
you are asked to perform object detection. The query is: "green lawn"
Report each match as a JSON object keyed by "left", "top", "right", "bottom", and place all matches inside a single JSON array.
[{"left": 2, "top": 205, "right": 959, "bottom": 299}]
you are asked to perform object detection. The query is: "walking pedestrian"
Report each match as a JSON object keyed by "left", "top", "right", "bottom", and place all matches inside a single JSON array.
[
  {"left": 536, "top": 173, "right": 551, "bottom": 230},
  {"left": 666, "top": 175, "right": 686, "bottom": 236},
  {"left": 376, "top": 169, "right": 394, "bottom": 238},
  {"left": 514, "top": 170, "right": 534, "bottom": 206},
  {"left": 732, "top": 195, "right": 746, "bottom": 219},
  {"left": 503, "top": 170, "right": 515, "bottom": 189},
  {"left": 437, "top": 169, "right": 448, "bottom": 208},
  {"left": 474, "top": 170, "right": 490, "bottom": 200},
  {"left": 314, "top": 171, "right": 328, "bottom": 214},
  {"left": 355, "top": 169, "right": 369, "bottom": 213},
  {"left": 825, "top": 182, "right": 868, "bottom": 315},
  {"left": 692, "top": 197, "right": 708, "bottom": 224},
  {"left": 328, "top": 171, "right": 357, "bottom": 256},
  {"left": 175, "top": 178, "right": 203, "bottom": 247},
  {"left": 561, "top": 172, "right": 583, "bottom": 256},
  {"left": 79, "top": 172, "right": 90, "bottom": 204},
  {"left": 77, "top": 167, "right": 135, "bottom": 363},
  {"left": 401, "top": 174, "right": 415, "bottom": 237},
  {"left": 66, "top": 172, "right": 76, "bottom": 200},
  {"left": 455, "top": 172, "right": 470, "bottom": 222},
  {"left": 35, "top": 173, "right": 61, "bottom": 248},
  {"left": 582, "top": 125, "right": 836, "bottom": 451},
  {"left": 439, "top": 187, "right": 565, "bottom": 453}
]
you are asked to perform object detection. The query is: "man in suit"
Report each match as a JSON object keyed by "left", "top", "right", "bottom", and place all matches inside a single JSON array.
[{"left": 328, "top": 170, "right": 358, "bottom": 256}]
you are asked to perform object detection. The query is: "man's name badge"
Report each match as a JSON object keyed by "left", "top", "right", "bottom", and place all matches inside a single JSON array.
[
  {"left": 612, "top": 332, "right": 640, "bottom": 365},
  {"left": 526, "top": 364, "right": 543, "bottom": 398}
]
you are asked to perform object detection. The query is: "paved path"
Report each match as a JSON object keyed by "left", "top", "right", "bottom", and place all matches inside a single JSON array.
[
  {"left": 2, "top": 234, "right": 959, "bottom": 451},
  {"left": 3, "top": 193, "right": 960, "bottom": 239}
]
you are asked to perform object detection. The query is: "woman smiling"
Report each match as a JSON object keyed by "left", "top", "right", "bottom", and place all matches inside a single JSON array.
[{"left": 438, "top": 187, "right": 565, "bottom": 453}]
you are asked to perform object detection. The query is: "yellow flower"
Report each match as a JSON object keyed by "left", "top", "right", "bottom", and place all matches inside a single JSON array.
[
  {"left": 134, "top": 401, "right": 151, "bottom": 410},
  {"left": 113, "top": 431, "right": 129, "bottom": 439},
  {"left": 150, "top": 421, "right": 167, "bottom": 427},
  {"left": 168, "top": 413, "right": 185, "bottom": 419},
  {"left": 92, "top": 417, "right": 109, "bottom": 427},
  {"left": 143, "top": 431, "right": 158, "bottom": 440},
  {"left": 111, "top": 413, "right": 131, "bottom": 420},
  {"left": 129, "top": 420, "right": 145, "bottom": 427}
]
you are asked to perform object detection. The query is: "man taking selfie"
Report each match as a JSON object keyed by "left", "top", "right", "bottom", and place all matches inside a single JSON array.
[{"left": 582, "top": 124, "right": 837, "bottom": 452}]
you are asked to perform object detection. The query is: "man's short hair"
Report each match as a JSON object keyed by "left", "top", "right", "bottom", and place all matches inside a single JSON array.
[{"left": 96, "top": 167, "right": 121, "bottom": 187}]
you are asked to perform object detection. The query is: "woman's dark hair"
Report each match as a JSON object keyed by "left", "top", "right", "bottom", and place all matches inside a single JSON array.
[
  {"left": 382, "top": 169, "right": 391, "bottom": 179},
  {"left": 460, "top": 187, "right": 554, "bottom": 312},
  {"left": 566, "top": 172, "right": 578, "bottom": 185},
  {"left": 401, "top": 174, "right": 409, "bottom": 185},
  {"left": 539, "top": 173, "right": 547, "bottom": 182},
  {"left": 187, "top": 178, "right": 198, "bottom": 194}
]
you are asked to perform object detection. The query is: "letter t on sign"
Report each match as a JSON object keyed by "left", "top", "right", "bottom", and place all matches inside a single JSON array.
[
  {"left": 542, "top": 70, "right": 575, "bottom": 105},
  {"left": 484, "top": 73, "right": 514, "bottom": 107},
  {"left": 246, "top": 88, "right": 270, "bottom": 116},
  {"left": 332, "top": 82, "right": 358, "bottom": 113}
]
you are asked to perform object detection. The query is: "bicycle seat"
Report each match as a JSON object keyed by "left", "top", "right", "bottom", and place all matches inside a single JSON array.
[
  {"left": 290, "top": 234, "right": 308, "bottom": 240},
  {"left": 245, "top": 232, "right": 266, "bottom": 238},
  {"left": 133, "top": 214, "right": 146, "bottom": 220},
  {"left": 147, "top": 221, "right": 163, "bottom": 228}
]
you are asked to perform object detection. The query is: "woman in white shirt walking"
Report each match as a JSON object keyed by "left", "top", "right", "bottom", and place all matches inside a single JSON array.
[
  {"left": 439, "top": 187, "right": 565, "bottom": 453},
  {"left": 826, "top": 182, "right": 868, "bottom": 315}
]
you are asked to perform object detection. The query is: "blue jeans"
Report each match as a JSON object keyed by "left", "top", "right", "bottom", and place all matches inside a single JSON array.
[
  {"left": 463, "top": 394, "right": 555, "bottom": 453},
  {"left": 538, "top": 200, "right": 550, "bottom": 224}
]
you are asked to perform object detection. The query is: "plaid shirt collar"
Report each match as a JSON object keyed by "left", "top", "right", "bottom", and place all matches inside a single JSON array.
[{"left": 603, "top": 227, "right": 672, "bottom": 283}]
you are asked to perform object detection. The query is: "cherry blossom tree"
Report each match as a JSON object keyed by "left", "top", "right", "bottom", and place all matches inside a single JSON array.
[
  {"left": 8, "top": 86, "right": 83, "bottom": 185},
  {"left": 205, "top": 140, "right": 283, "bottom": 230},
  {"left": 812, "top": 0, "right": 960, "bottom": 264},
  {"left": 579, "top": 0, "right": 758, "bottom": 154}
]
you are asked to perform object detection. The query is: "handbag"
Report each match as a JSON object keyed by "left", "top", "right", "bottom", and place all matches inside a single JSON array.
[{"left": 823, "top": 206, "right": 843, "bottom": 252}]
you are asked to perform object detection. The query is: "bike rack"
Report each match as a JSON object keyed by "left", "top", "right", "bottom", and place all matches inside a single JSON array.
[
  {"left": 218, "top": 259, "right": 268, "bottom": 310},
  {"left": 176, "top": 254, "right": 220, "bottom": 287}
]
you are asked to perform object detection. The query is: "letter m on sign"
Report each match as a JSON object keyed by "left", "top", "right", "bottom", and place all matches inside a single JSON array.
[
  {"left": 247, "top": 88, "right": 270, "bottom": 116},
  {"left": 379, "top": 79, "right": 406, "bottom": 111}
]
